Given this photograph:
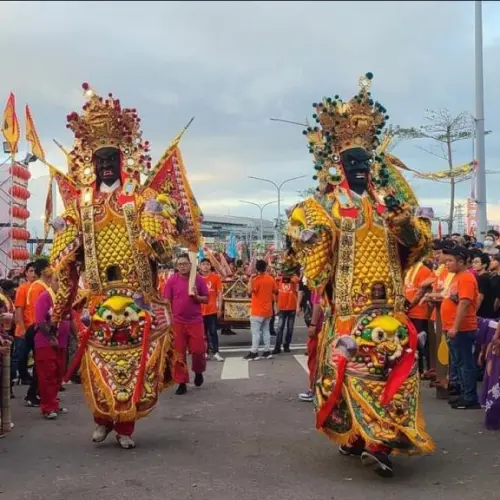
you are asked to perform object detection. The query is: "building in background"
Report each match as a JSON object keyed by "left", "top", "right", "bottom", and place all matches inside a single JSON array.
[{"left": 201, "top": 214, "right": 275, "bottom": 244}]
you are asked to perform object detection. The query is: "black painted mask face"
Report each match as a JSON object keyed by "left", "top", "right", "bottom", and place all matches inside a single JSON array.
[
  {"left": 95, "top": 147, "right": 121, "bottom": 187},
  {"left": 340, "top": 147, "right": 373, "bottom": 195}
]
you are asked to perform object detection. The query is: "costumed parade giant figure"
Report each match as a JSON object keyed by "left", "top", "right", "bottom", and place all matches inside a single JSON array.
[
  {"left": 48, "top": 83, "right": 202, "bottom": 449},
  {"left": 286, "top": 73, "right": 435, "bottom": 477}
]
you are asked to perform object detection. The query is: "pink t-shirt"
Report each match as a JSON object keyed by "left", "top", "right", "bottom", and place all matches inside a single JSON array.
[
  {"left": 163, "top": 273, "right": 209, "bottom": 324},
  {"left": 34, "top": 291, "right": 71, "bottom": 349}
]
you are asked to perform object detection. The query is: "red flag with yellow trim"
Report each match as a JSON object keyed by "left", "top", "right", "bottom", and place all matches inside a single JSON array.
[
  {"left": 2, "top": 92, "right": 20, "bottom": 154},
  {"left": 25, "top": 105, "right": 45, "bottom": 161}
]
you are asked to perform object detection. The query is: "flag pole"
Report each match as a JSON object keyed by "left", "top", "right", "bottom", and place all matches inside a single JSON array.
[{"left": 475, "top": 0, "right": 487, "bottom": 240}]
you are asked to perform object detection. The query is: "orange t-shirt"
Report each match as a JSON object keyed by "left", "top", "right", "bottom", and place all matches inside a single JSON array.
[
  {"left": 201, "top": 273, "right": 223, "bottom": 316},
  {"left": 404, "top": 263, "right": 432, "bottom": 320},
  {"left": 277, "top": 277, "right": 299, "bottom": 311},
  {"left": 441, "top": 270, "right": 478, "bottom": 332},
  {"left": 430, "top": 265, "right": 454, "bottom": 322},
  {"left": 14, "top": 282, "right": 31, "bottom": 337},
  {"left": 25, "top": 280, "right": 50, "bottom": 328},
  {"left": 250, "top": 273, "right": 277, "bottom": 317}
]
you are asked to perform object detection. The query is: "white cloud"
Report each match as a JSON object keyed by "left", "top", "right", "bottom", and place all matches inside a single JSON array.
[{"left": 1, "top": 0, "right": 499, "bottom": 229}]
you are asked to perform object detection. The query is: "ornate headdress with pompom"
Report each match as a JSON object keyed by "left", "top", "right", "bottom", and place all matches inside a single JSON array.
[
  {"left": 65, "top": 83, "right": 152, "bottom": 187},
  {"left": 304, "top": 73, "right": 391, "bottom": 194},
  {"left": 300, "top": 73, "right": 419, "bottom": 216}
]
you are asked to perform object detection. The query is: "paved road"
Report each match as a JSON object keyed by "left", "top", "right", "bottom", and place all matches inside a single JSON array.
[{"left": 2, "top": 352, "right": 500, "bottom": 500}]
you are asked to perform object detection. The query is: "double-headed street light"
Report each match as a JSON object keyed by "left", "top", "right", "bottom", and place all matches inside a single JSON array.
[
  {"left": 248, "top": 175, "right": 307, "bottom": 250},
  {"left": 239, "top": 199, "right": 278, "bottom": 241}
]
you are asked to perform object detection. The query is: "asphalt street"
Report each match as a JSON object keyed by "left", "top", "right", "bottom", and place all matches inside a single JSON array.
[{"left": 1, "top": 331, "right": 500, "bottom": 500}]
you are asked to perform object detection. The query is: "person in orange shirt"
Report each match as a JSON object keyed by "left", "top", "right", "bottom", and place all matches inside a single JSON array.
[
  {"left": 442, "top": 246, "right": 481, "bottom": 410},
  {"left": 199, "top": 258, "right": 224, "bottom": 362},
  {"left": 404, "top": 260, "right": 433, "bottom": 373},
  {"left": 244, "top": 259, "right": 278, "bottom": 360},
  {"left": 273, "top": 271, "right": 299, "bottom": 354},
  {"left": 24, "top": 258, "right": 53, "bottom": 407},
  {"left": 12, "top": 262, "right": 36, "bottom": 385}
]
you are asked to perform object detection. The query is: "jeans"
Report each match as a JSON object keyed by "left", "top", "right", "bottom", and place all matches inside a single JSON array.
[
  {"left": 203, "top": 314, "right": 219, "bottom": 353},
  {"left": 448, "top": 330, "right": 478, "bottom": 404},
  {"left": 447, "top": 338, "right": 460, "bottom": 391},
  {"left": 250, "top": 316, "right": 271, "bottom": 353},
  {"left": 12, "top": 337, "right": 30, "bottom": 381},
  {"left": 275, "top": 310, "right": 296, "bottom": 348}
]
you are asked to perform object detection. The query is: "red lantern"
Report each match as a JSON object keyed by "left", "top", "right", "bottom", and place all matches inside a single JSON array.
[
  {"left": 10, "top": 228, "right": 29, "bottom": 240},
  {"left": 9, "top": 164, "right": 30, "bottom": 181},
  {"left": 10, "top": 206, "right": 30, "bottom": 219},
  {"left": 9, "top": 248, "right": 29, "bottom": 261},
  {"left": 9, "top": 185, "right": 30, "bottom": 200}
]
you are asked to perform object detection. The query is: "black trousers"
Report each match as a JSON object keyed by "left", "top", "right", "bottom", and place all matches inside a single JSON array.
[
  {"left": 411, "top": 318, "right": 429, "bottom": 373},
  {"left": 24, "top": 326, "right": 39, "bottom": 401}
]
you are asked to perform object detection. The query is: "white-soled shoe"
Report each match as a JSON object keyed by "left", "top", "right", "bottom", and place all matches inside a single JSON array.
[
  {"left": 116, "top": 434, "right": 136, "bottom": 449},
  {"left": 213, "top": 352, "right": 224, "bottom": 362},
  {"left": 92, "top": 425, "right": 111, "bottom": 443},
  {"left": 0, "top": 420, "right": 14, "bottom": 430}
]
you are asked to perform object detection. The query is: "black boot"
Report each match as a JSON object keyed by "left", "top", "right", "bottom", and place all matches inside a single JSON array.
[
  {"left": 175, "top": 383, "right": 187, "bottom": 395},
  {"left": 194, "top": 373, "right": 204, "bottom": 387},
  {"left": 361, "top": 451, "right": 394, "bottom": 478}
]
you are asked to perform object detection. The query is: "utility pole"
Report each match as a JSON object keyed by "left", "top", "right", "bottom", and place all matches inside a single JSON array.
[
  {"left": 239, "top": 199, "right": 277, "bottom": 241},
  {"left": 248, "top": 175, "right": 307, "bottom": 250},
  {"left": 475, "top": 0, "right": 488, "bottom": 240}
]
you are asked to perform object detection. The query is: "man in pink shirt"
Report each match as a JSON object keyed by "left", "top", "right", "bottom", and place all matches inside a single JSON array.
[
  {"left": 163, "top": 254, "right": 209, "bottom": 395},
  {"left": 34, "top": 273, "right": 74, "bottom": 419}
]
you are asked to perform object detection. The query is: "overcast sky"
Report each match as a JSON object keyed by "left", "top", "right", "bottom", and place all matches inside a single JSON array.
[{"left": 1, "top": 0, "right": 500, "bottom": 235}]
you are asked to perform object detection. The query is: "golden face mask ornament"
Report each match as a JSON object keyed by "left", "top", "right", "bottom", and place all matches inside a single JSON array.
[
  {"left": 353, "top": 313, "right": 410, "bottom": 370},
  {"left": 91, "top": 296, "right": 146, "bottom": 346}
]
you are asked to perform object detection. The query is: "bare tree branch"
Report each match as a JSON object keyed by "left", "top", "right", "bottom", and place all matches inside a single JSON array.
[
  {"left": 390, "top": 108, "right": 486, "bottom": 235},
  {"left": 415, "top": 145, "right": 448, "bottom": 161}
]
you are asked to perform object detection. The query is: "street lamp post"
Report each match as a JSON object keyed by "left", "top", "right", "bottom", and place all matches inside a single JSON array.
[
  {"left": 248, "top": 175, "right": 307, "bottom": 250},
  {"left": 474, "top": 0, "right": 487, "bottom": 240},
  {"left": 239, "top": 200, "right": 278, "bottom": 241}
]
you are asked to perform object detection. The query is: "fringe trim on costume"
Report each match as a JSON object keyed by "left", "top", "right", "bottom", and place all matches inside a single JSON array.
[
  {"left": 133, "top": 313, "right": 152, "bottom": 404},
  {"left": 159, "top": 331, "right": 176, "bottom": 392},
  {"left": 316, "top": 374, "right": 436, "bottom": 456},
  {"left": 80, "top": 336, "right": 169, "bottom": 423}
]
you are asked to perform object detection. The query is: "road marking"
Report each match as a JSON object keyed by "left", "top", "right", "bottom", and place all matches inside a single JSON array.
[
  {"left": 220, "top": 357, "right": 249, "bottom": 380},
  {"left": 293, "top": 354, "right": 309, "bottom": 374},
  {"left": 220, "top": 344, "right": 306, "bottom": 354}
]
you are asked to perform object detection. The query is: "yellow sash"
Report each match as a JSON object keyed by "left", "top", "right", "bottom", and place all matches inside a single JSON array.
[{"left": 26, "top": 280, "right": 50, "bottom": 306}]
